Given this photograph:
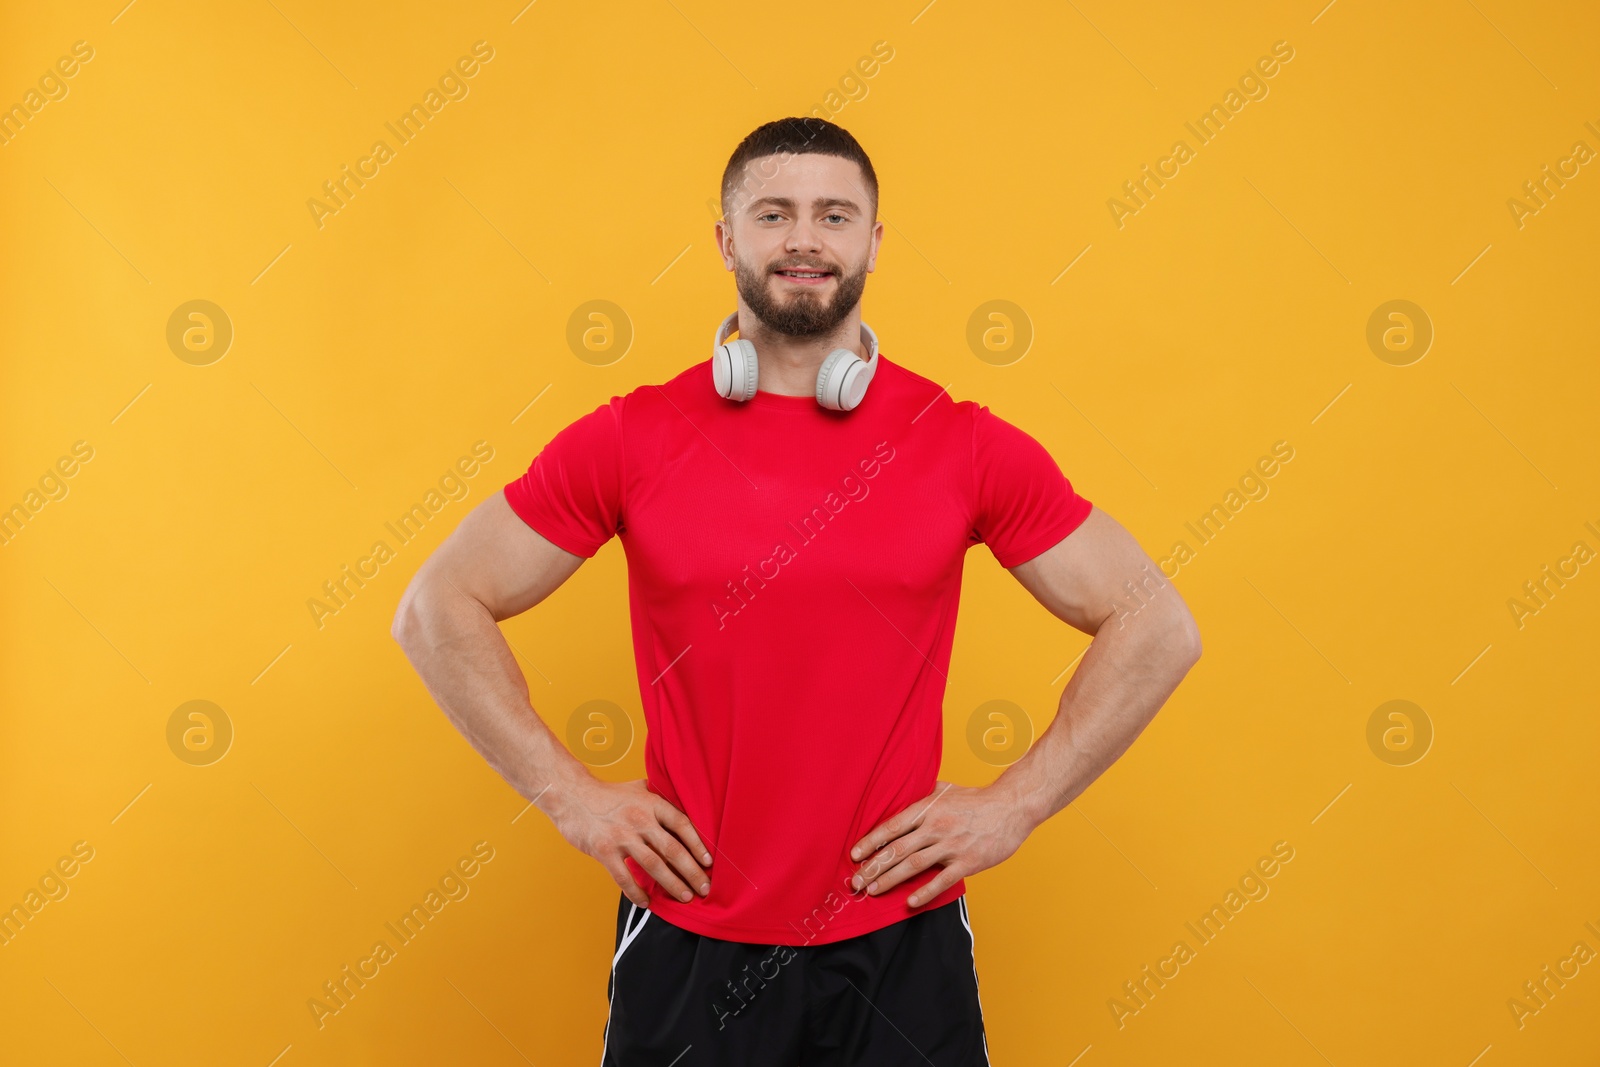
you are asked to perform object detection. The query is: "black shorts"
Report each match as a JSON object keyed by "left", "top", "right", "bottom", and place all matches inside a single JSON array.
[{"left": 600, "top": 892, "right": 991, "bottom": 1066}]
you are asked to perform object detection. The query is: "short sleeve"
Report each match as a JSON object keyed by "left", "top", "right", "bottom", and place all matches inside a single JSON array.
[
  {"left": 502, "top": 398, "right": 625, "bottom": 557},
  {"left": 969, "top": 404, "right": 1093, "bottom": 568}
]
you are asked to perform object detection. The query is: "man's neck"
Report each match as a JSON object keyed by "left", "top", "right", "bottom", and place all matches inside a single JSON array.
[{"left": 736, "top": 307, "right": 865, "bottom": 397}]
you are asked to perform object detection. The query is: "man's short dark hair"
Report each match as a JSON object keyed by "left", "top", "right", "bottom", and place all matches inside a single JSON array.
[{"left": 720, "top": 117, "right": 878, "bottom": 220}]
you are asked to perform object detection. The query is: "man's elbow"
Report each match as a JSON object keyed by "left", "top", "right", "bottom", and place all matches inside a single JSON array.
[
  {"left": 391, "top": 578, "right": 430, "bottom": 648},
  {"left": 1130, "top": 596, "right": 1200, "bottom": 672},
  {"left": 1171, "top": 607, "right": 1202, "bottom": 669},
  {"left": 1183, "top": 619, "right": 1203, "bottom": 667},
  {"left": 390, "top": 603, "right": 411, "bottom": 646}
]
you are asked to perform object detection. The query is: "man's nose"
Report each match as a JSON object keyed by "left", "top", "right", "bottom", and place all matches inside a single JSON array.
[{"left": 785, "top": 219, "right": 823, "bottom": 254}]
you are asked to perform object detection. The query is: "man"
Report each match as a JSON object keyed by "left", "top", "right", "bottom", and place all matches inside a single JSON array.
[{"left": 392, "top": 116, "right": 1201, "bottom": 1065}]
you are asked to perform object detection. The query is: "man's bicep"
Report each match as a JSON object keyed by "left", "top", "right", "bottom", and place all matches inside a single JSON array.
[
  {"left": 407, "top": 490, "right": 586, "bottom": 623},
  {"left": 1005, "top": 506, "right": 1161, "bottom": 634}
]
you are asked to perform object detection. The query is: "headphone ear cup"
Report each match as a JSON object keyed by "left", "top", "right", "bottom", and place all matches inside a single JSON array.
[
  {"left": 816, "top": 348, "right": 870, "bottom": 411},
  {"left": 714, "top": 339, "right": 759, "bottom": 401}
]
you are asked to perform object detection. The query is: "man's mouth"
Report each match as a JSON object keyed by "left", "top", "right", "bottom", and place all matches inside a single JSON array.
[{"left": 773, "top": 267, "right": 833, "bottom": 285}]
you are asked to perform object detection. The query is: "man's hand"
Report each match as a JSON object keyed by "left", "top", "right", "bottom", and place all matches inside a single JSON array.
[
  {"left": 848, "top": 780, "right": 1032, "bottom": 908},
  {"left": 549, "top": 777, "right": 713, "bottom": 908},
  {"left": 844, "top": 510, "right": 1201, "bottom": 912}
]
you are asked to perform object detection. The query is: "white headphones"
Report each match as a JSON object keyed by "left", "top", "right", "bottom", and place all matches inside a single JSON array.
[{"left": 712, "top": 312, "right": 881, "bottom": 412}]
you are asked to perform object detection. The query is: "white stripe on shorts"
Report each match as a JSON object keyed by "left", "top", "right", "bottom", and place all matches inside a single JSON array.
[
  {"left": 957, "top": 897, "right": 992, "bottom": 1066},
  {"left": 601, "top": 902, "right": 652, "bottom": 1064}
]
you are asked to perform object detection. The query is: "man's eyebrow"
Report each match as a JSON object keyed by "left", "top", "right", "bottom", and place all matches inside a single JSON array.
[{"left": 745, "top": 195, "right": 863, "bottom": 213}]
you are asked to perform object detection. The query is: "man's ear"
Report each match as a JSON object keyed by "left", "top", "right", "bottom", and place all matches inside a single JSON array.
[
  {"left": 867, "top": 219, "right": 885, "bottom": 272},
  {"left": 715, "top": 218, "right": 735, "bottom": 270}
]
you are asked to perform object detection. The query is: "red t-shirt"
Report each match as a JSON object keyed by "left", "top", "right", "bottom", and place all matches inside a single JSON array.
[{"left": 502, "top": 353, "right": 1092, "bottom": 945}]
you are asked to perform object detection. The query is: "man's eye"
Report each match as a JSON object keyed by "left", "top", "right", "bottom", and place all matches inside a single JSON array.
[
  {"left": 825, "top": 214, "right": 847, "bottom": 224},
  {"left": 758, "top": 212, "right": 782, "bottom": 222}
]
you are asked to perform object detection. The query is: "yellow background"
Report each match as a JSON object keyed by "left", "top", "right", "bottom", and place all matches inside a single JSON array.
[{"left": 3, "top": 0, "right": 1598, "bottom": 1062}]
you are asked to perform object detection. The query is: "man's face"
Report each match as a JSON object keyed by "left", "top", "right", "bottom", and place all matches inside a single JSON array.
[{"left": 717, "top": 152, "right": 884, "bottom": 338}]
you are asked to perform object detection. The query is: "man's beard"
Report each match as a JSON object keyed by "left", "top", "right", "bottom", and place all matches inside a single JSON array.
[{"left": 734, "top": 253, "right": 869, "bottom": 338}]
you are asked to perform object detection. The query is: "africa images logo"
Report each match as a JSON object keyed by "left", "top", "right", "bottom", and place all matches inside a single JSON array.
[
  {"left": 710, "top": 441, "right": 896, "bottom": 629},
  {"left": 306, "top": 41, "right": 495, "bottom": 230}
]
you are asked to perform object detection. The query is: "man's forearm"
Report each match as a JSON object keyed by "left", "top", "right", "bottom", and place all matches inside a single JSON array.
[
  {"left": 392, "top": 576, "right": 591, "bottom": 822},
  {"left": 992, "top": 602, "right": 1200, "bottom": 830}
]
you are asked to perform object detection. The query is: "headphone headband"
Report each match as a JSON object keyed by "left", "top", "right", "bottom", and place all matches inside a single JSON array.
[
  {"left": 713, "top": 312, "right": 879, "bottom": 365},
  {"left": 712, "top": 311, "right": 881, "bottom": 411}
]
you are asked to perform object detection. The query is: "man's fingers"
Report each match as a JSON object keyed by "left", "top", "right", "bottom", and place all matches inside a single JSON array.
[
  {"left": 656, "top": 803, "right": 713, "bottom": 867},
  {"left": 647, "top": 825, "right": 710, "bottom": 896},
  {"left": 861, "top": 844, "right": 943, "bottom": 896},
  {"left": 851, "top": 819, "right": 899, "bottom": 863},
  {"left": 850, "top": 788, "right": 939, "bottom": 861},
  {"left": 624, "top": 839, "right": 695, "bottom": 903},
  {"left": 603, "top": 856, "right": 651, "bottom": 908},
  {"left": 851, "top": 812, "right": 909, "bottom": 864},
  {"left": 851, "top": 831, "right": 926, "bottom": 889},
  {"left": 907, "top": 866, "right": 962, "bottom": 907}
]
